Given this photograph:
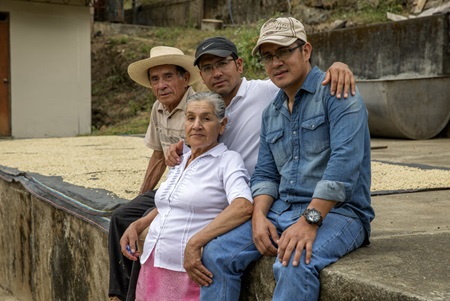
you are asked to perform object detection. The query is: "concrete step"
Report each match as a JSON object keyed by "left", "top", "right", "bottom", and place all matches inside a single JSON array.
[
  {"left": 241, "top": 190, "right": 450, "bottom": 301},
  {"left": 321, "top": 189, "right": 449, "bottom": 301}
]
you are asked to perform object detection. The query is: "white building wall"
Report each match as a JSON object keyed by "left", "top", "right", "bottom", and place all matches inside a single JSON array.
[{"left": 0, "top": 0, "right": 91, "bottom": 138}]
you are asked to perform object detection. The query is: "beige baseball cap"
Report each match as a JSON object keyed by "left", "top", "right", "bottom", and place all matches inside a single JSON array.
[{"left": 252, "top": 17, "right": 308, "bottom": 56}]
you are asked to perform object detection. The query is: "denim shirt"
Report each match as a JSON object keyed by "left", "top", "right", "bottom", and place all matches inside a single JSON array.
[{"left": 251, "top": 66, "right": 374, "bottom": 240}]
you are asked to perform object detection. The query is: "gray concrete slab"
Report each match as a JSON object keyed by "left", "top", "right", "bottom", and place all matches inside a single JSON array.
[
  {"left": 321, "top": 190, "right": 449, "bottom": 301},
  {"left": 371, "top": 138, "right": 450, "bottom": 168},
  {"left": 371, "top": 190, "right": 449, "bottom": 238},
  {"left": 320, "top": 138, "right": 450, "bottom": 301}
]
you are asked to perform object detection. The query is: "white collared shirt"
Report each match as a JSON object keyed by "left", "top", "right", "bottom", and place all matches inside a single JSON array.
[
  {"left": 140, "top": 143, "right": 253, "bottom": 271},
  {"left": 219, "top": 78, "right": 279, "bottom": 175}
]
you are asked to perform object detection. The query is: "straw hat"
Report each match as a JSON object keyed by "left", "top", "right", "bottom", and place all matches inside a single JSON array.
[{"left": 127, "top": 46, "right": 201, "bottom": 88}]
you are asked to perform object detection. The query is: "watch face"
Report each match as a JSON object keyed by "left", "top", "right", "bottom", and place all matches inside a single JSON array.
[
  {"left": 304, "top": 208, "right": 322, "bottom": 225},
  {"left": 306, "top": 210, "right": 321, "bottom": 223}
]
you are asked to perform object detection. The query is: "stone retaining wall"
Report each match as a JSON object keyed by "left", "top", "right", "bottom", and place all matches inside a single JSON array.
[
  {"left": 0, "top": 176, "right": 353, "bottom": 301},
  {"left": 0, "top": 179, "right": 109, "bottom": 301}
]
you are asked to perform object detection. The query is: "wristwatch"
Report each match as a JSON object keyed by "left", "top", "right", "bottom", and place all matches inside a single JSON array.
[{"left": 302, "top": 208, "right": 323, "bottom": 227}]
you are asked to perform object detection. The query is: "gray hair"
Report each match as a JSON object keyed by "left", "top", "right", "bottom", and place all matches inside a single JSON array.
[{"left": 186, "top": 91, "right": 226, "bottom": 120}]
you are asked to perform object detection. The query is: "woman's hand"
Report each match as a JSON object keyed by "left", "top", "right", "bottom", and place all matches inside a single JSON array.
[
  {"left": 120, "top": 222, "right": 141, "bottom": 261},
  {"left": 184, "top": 241, "right": 213, "bottom": 287},
  {"left": 119, "top": 209, "right": 158, "bottom": 261}
]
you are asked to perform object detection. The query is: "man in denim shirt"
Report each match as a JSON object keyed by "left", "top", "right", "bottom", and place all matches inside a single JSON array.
[{"left": 199, "top": 17, "right": 374, "bottom": 301}]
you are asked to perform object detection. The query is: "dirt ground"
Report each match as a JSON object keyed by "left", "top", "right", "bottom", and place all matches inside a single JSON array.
[{"left": 1, "top": 137, "right": 450, "bottom": 201}]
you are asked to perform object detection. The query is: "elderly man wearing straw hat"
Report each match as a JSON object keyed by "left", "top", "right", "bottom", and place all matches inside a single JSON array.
[{"left": 108, "top": 46, "right": 200, "bottom": 301}]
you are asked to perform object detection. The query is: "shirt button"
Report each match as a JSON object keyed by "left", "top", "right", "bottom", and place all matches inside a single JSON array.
[
  {"left": 290, "top": 180, "right": 294, "bottom": 184},
  {"left": 293, "top": 131, "right": 297, "bottom": 135},
  {"left": 311, "top": 125, "right": 315, "bottom": 129},
  {"left": 294, "top": 156, "right": 298, "bottom": 160}
]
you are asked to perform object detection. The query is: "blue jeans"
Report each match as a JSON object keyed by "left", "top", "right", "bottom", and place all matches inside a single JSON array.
[{"left": 200, "top": 202, "right": 366, "bottom": 301}]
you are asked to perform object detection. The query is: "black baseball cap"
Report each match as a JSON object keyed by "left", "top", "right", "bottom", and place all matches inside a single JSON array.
[{"left": 194, "top": 37, "right": 239, "bottom": 66}]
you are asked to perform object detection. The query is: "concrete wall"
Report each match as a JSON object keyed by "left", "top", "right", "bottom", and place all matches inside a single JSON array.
[
  {"left": 201, "top": 0, "right": 283, "bottom": 25},
  {"left": 126, "top": 0, "right": 285, "bottom": 28},
  {"left": 309, "top": 14, "right": 450, "bottom": 79},
  {"left": 128, "top": 0, "right": 203, "bottom": 27},
  {"left": 309, "top": 13, "right": 450, "bottom": 139},
  {"left": 0, "top": 173, "right": 276, "bottom": 301},
  {"left": 0, "top": 179, "right": 109, "bottom": 301},
  {"left": 0, "top": 1, "right": 91, "bottom": 138}
]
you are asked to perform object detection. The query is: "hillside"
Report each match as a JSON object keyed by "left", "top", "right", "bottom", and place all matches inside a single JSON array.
[{"left": 90, "top": 0, "right": 446, "bottom": 135}]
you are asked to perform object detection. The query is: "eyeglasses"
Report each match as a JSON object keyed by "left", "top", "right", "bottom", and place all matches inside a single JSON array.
[
  {"left": 258, "top": 45, "right": 303, "bottom": 65},
  {"left": 199, "top": 58, "right": 235, "bottom": 75}
]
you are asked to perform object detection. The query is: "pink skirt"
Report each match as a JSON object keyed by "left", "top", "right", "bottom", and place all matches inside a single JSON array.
[{"left": 135, "top": 250, "right": 200, "bottom": 301}]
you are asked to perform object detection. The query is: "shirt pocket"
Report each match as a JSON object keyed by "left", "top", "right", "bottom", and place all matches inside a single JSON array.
[
  {"left": 301, "top": 115, "right": 330, "bottom": 154},
  {"left": 266, "top": 129, "right": 290, "bottom": 167}
]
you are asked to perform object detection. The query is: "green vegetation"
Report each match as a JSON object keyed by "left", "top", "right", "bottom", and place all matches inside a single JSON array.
[
  {"left": 90, "top": 0, "right": 411, "bottom": 136},
  {"left": 332, "top": 0, "right": 405, "bottom": 25},
  {"left": 91, "top": 112, "right": 149, "bottom": 135},
  {"left": 90, "top": 23, "right": 269, "bottom": 136}
]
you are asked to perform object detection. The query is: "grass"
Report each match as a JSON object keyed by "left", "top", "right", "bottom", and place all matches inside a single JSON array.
[
  {"left": 90, "top": 0, "right": 411, "bottom": 136},
  {"left": 331, "top": 1, "right": 405, "bottom": 25},
  {"left": 91, "top": 112, "right": 149, "bottom": 136}
]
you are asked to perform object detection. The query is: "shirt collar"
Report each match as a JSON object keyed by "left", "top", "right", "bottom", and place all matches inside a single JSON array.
[
  {"left": 228, "top": 77, "right": 247, "bottom": 106},
  {"left": 208, "top": 143, "right": 227, "bottom": 157},
  {"left": 186, "top": 143, "right": 227, "bottom": 159},
  {"left": 157, "top": 86, "right": 195, "bottom": 117},
  {"left": 273, "top": 66, "right": 322, "bottom": 109},
  {"left": 299, "top": 66, "right": 322, "bottom": 95}
]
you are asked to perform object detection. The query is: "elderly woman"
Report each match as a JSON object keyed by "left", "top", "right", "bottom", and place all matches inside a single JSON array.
[{"left": 121, "top": 91, "right": 253, "bottom": 301}]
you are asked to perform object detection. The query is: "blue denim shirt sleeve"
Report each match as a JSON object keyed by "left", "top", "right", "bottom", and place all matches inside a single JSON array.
[{"left": 312, "top": 86, "right": 369, "bottom": 203}]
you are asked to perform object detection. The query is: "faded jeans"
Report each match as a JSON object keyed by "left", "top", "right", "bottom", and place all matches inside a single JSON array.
[{"left": 200, "top": 202, "right": 366, "bottom": 301}]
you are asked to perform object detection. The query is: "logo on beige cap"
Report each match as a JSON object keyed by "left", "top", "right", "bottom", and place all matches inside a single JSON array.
[{"left": 261, "top": 19, "right": 291, "bottom": 36}]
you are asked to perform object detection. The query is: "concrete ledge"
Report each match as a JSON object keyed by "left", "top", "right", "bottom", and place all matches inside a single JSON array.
[
  {"left": 1, "top": 139, "right": 449, "bottom": 300},
  {"left": 240, "top": 189, "right": 450, "bottom": 301},
  {"left": 320, "top": 233, "right": 450, "bottom": 301}
]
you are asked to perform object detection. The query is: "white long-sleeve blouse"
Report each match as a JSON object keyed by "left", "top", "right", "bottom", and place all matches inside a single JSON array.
[{"left": 140, "top": 143, "right": 253, "bottom": 271}]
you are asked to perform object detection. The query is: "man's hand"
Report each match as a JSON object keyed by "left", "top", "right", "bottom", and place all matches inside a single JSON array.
[
  {"left": 322, "top": 62, "right": 356, "bottom": 99},
  {"left": 184, "top": 241, "right": 213, "bottom": 287},
  {"left": 165, "top": 140, "right": 184, "bottom": 167},
  {"left": 277, "top": 217, "right": 317, "bottom": 267},
  {"left": 120, "top": 222, "right": 141, "bottom": 261},
  {"left": 252, "top": 212, "right": 279, "bottom": 256}
]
